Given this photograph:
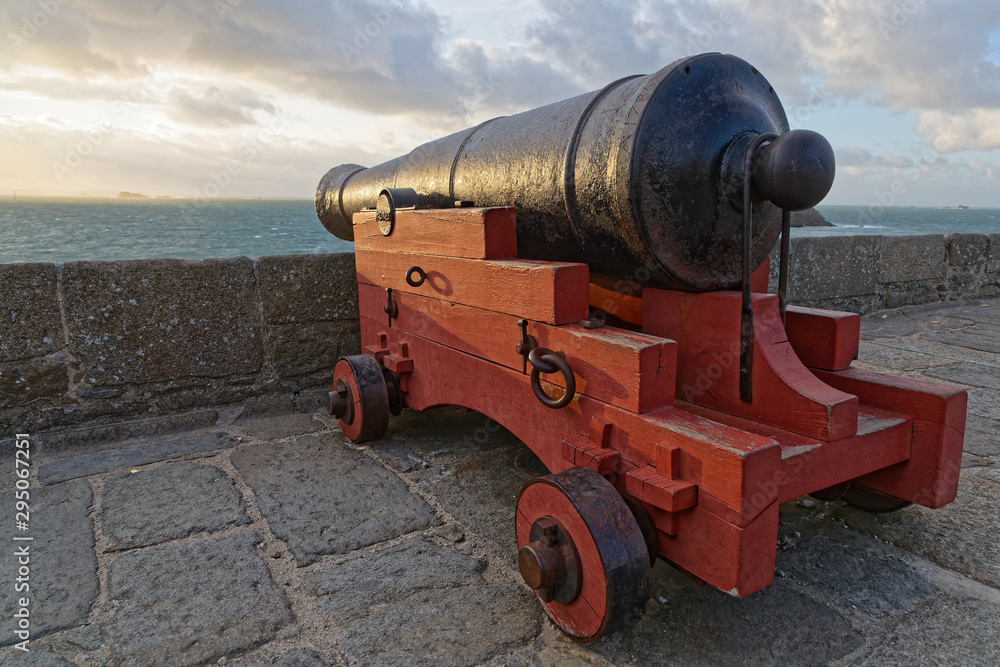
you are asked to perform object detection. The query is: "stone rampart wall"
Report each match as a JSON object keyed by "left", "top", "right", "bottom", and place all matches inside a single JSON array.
[
  {"left": 774, "top": 233, "right": 1000, "bottom": 313},
  {"left": 2, "top": 232, "right": 998, "bottom": 433},
  {"left": 1, "top": 254, "right": 359, "bottom": 434}
]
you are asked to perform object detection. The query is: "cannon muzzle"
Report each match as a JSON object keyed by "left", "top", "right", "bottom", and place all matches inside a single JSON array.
[{"left": 316, "top": 53, "right": 835, "bottom": 291}]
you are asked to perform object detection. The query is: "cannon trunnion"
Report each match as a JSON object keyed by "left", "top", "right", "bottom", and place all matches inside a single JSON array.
[{"left": 315, "top": 55, "right": 966, "bottom": 642}]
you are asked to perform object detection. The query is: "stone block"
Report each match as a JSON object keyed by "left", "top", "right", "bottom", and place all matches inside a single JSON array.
[
  {"left": 837, "top": 473, "right": 1000, "bottom": 589},
  {"left": 962, "top": 415, "right": 1000, "bottom": 459},
  {"left": 921, "top": 324, "right": 1000, "bottom": 355},
  {"left": 10, "top": 651, "right": 78, "bottom": 665},
  {"left": 107, "top": 531, "right": 293, "bottom": 666},
  {"left": 36, "top": 409, "right": 218, "bottom": 458},
  {"left": 879, "top": 235, "right": 947, "bottom": 283},
  {"left": 988, "top": 234, "right": 1000, "bottom": 273},
  {"left": 0, "top": 479, "right": 98, "bottom": 647},
  {"left": 39, "top": 431, "right": 237, "bottom": 485},
  {"left": 0, "top": 352, "right": 68, "bottom": 408},
  {"left": 101, "top": 462, "right": 250, "bottom": 550},
  {"left": 234, "top": 412, "right": 323, "bottom": 441},
  {"left": 880, "top": 283, "right": 942, "bottom": 310},
  {"left": 275, "top": 650, "right": 329, "bottom": 667},
  {"left": 948, "top": 233, "right": 989, "bottom": 267},
  {"left": 600, "top": 559, "right": 861, "bottom": 665},
  {"left": 61, "top": 258, "right": 262, "bottom": 386},
  {"left": 0, "top": 263, "right": 63, "bottom": 363},
  {"left": 948, "top": 269, "right": 982, "bottom": 293},
  {"left": 779, "top": 535, "right": 934, "bottom": 615},
  {"left": 268, "top": 320, "right": 360, "bottom": 378},
  {"left": 380, "top": 407, "right": 537, "bottom": 564},
  {"left": 231, "top": 434, "right": 439, "bottom": 565},
  {"left": 924, "top": 362, "right": 1000, "bottom": 390},
  {"left": 258, "top": 253, "right": 358, "bottom": 324},
  {"left": 301, "top": 537, "right": 539, "bottom": 665},
  {"left": 855, "top": 597, "right": 1000, "bottom": 666},
  {"left": 786, "top": 236, "right": 881, "bottom": 302}
]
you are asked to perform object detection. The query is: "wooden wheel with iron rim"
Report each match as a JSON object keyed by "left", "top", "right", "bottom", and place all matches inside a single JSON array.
[
  {"left": 515, "top": 466, "right": 651, "bottom": 643},
  {"left": 328, "top": 354, "right": 390, "bottom": 443},
  {"left": 842, "top": 484, "right": 912, "bottom": 513}
]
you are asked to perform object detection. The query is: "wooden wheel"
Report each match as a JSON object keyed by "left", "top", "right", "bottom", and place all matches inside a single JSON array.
[
  {"left": 515, "top": 467, "right": 651, "bottom": 643},
  {"left": 842, "top": 484, "right": 912, "bottom": 513},
  {"left": 328, "top": 354, "right": 390, "bottom": 442}
]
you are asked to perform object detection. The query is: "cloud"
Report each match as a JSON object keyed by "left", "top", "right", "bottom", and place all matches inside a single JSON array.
[
  {"left": 917, "top": 108, "right": 1000, "bottom": 152},
  {"left": 1, "top": 0, "right": 999, "bottom": 200},
  {"left": 167, "top": 86, "right": 277, "bottom": 128}
]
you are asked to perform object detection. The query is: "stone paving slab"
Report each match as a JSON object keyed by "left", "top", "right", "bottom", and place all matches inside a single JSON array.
[
  {"left": 778, "top": 534, "right": 935, "bottom": 616},
  {"left": 924, "top": 361, "right": 1000, "bottom": 389},
  {"left": 7, "top": 650, "right": 79, "bottom": 666},
  {"left": 835, "top": 473, "right": 1000, "bottom": 589},
  {"left": 233, "top": 412, "right": 324, "bottom": 442},
  {"left": 855, "top": 340, "right": 955, "bottom": 372},
  {"left": 38, "top": 431, "right": 237, "bottom": 485},
  {"left": 34, "top": 410, "right": 219, "bottom": 459},
  {"left": 100, "top": 461, "right": 250, "bottom": 550},
  {"left": 106, "top": 530, "right": 293, "bottom": 667},
  {"left": 372, "top": 408, "right": 530, "bottom": 565},
  {"left": 853, "top": 597, "right": 1000, "bottom": 666},
  {"left": 596, "top": 560, "right": 863, "bottom": 666},
  {"left": 271, "top": 649, "right": 328, "bottom": 667},
  {"left": 966, "top": 388, "right": 1000, "bottom": 421},
  {"left": 921, "top": 325, "right": 1000, "bottom": 354},
  {"left": 300, "top": 537, "right": 540, "bottom": 666},
  {"left": 232, "top": 433, "right": 439, "bottom": 565},
  {"left": 0, "top": 480, "right": 98, "bottom": 647}
]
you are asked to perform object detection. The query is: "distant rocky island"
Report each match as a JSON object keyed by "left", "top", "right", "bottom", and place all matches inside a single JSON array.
[
  {"left": 790, "top": 208, "right": 833, "bottom": 227},
  {"left": 116, "top": 192, "right": 173, "bottom": 199}
]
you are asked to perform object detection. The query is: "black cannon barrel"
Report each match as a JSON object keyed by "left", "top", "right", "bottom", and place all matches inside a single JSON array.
[{"left": 316, "top": 52, "right": 834, "bottom": 291}]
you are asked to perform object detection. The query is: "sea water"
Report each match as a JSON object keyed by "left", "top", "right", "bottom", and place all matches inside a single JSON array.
[
  {"left": 0, "top": 197, "right": 998, "bottom": 264},
  {"left": 0, "top": 197, "right": 352, "bottom": 264}
]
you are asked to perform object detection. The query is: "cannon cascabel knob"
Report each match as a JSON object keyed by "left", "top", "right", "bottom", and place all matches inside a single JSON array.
[{"left": 751, "top": 129, "right": 836, "bottom": 212}]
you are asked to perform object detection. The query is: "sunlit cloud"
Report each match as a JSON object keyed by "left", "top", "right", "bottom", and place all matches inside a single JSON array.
[{"left": 0, "top": 0, "right": 997, "bottom": 205}]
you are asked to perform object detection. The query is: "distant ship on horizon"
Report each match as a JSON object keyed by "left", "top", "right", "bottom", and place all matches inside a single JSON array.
[{"left": 12, "top": 190, "right": 18, "bottom": 203}]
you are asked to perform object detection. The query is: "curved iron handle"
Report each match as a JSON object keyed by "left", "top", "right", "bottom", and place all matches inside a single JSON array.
[
  {"left": 405, "top": 266, "right": 426, "bottom": 287},
  {"left": 529, "top": 348, "right": 576, "bottom": 409}
]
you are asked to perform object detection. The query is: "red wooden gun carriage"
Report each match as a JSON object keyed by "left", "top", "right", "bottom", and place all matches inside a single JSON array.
[{"left": 315, "top": 54, "right": 966, "bottom": 642}]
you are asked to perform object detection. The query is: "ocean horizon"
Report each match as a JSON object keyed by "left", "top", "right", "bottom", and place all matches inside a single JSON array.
[{"left": 1, "top": 197, "right": 998, "bottom": 265}]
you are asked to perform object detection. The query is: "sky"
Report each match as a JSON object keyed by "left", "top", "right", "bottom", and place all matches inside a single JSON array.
[{"left": 1, "top": 0, "right": 999, "bottom": 207}]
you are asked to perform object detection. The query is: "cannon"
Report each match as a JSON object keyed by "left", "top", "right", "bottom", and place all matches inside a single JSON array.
[{"left": 316, "top": 53, "right": 966, "bottom": 642}]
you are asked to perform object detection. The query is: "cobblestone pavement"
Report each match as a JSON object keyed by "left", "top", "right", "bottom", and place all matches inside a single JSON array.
[{"left": 2, "top": 299, "right": 999, "bottom": 666}]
